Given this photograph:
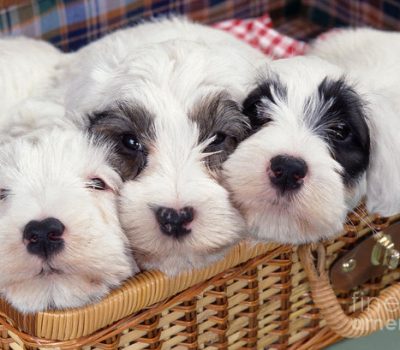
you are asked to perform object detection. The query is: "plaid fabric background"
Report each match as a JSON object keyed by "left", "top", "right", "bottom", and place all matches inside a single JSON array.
[
  {"left": 0, "top": 0, "right": 286, "bottom": 51},
  {"left": 303, "top": 0, "right": 400, "bottom": 31},
  {"left": 0, "top": 0, "right": 399, "bottom": 51}
]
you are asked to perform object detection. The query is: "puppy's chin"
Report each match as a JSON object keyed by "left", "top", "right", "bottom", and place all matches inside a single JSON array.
[
  {"left": 223, "top": 129, "right": 349, "bottom": 244},
  {"left": 0, "top": 226, "right": 136, "bottom": 314},
  {"left": 133, "top": 246, "right": 229, "bottom": 277},
  {"left": 0, "top": 231, "right": 136, "bottom": 314},
  {"left": 243, "top": 200, "right": 347, "bottom": 245},
  {"left": 119, "top": 177, "right": 244, "bottom": 276},
  {"left": 2, "top": 274, "right": 110, "bottom": 314}
]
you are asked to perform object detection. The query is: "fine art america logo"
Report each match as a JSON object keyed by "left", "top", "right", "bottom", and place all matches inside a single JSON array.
[{"left": 352, "top": 290, "right": 400, "bottom": 331}]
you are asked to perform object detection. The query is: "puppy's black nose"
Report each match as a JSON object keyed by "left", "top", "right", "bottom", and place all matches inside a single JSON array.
[
  {"left": 155, "top": 206, "right": 194, "bottom": 238},
  {"left": 23, "top": 218, "right": 65, "bottom": 259},
  {"left": 269, "top": 155, "right": 308, "bottom": 193}
]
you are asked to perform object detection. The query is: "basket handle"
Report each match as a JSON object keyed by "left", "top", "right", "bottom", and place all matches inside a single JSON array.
[{"left": 298, "top": 243, "right": 400, "bottom": 337}]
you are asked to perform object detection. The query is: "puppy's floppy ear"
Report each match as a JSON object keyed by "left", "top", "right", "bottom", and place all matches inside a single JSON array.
[
  {"left": 365, "top": 96, "right": 400, "bottom": 216},
  {"left": 242, "top": 77, "right": 287, "bottom": 130}
]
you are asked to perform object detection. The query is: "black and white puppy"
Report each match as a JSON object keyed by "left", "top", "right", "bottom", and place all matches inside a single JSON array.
[
  {"left": 310, "top": 28, "right": 400, "bottom": 217},
  {"left": 224, "top": 56, "right": 372, "bottom": 243},
  {"left": 64, "top": 18, "right": 266, "bottom": 275}
]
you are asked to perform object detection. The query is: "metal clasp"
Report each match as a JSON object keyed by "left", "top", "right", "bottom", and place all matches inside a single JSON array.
[{"left": 371, "top": 232, "right": 400, "bottom": 270}]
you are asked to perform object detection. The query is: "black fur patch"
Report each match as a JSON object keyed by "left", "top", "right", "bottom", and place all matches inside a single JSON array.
[
  {"left": 242, "top": 76, "right": 287, "bottom": 130},
  {"left": 243, "top": 74, "right": 370, "bottom": 187},
  {"left": 88, "top": 102, "right": 155, "bottom": 180},
  {"left": 314, "top": 78, "right": 370, "bottom": 185},
  {"left": 189, "top": 92, "right": 250, "bottom": 168}
]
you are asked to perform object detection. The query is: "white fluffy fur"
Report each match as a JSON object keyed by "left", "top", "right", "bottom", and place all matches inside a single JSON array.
[
  {"left": 0, "top": 37, "right": 60, "bottom": 110},
  {"left": 224, "top": 56, "right": 354, "bottom": 244},
  {"left": 0, "top": 130, "right": 137, "bottom": 313},
  {"left": 0, "top": 37, "right": 72, "bottom": 142},
  {"left": 310, "top": 28, "right": 400, "bottom": 216},
  {"left": 66, "top": 17, "right": 266, "bottom": 117},
  {"left": 64, "top": 18, "right": 265, "bottom": 275}
]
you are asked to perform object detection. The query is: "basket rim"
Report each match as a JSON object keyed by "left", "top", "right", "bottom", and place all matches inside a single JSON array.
[{"left": 0, "top": 241, "right": 280, "bottom": 341}]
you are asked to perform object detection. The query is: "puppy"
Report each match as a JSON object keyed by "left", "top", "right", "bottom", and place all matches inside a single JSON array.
[
  {"left": 0, "top": 130, "right": 138, "bottom": 313},
  {"left": 224, "top": 56, "right": 371, "bottom": 243},
  {"left": 0, "top": 36, "right": 71, "bottom": 142},
  {"left": 64, "top": 18, "right": 265, "bottom": 275},
  {"left": 309, "top": 28, "right": 400, "bottom": 216}
]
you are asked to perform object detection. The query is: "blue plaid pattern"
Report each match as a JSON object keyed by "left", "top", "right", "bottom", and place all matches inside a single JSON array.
[
  {"left": 0, "top": 0, "right": 280, "bottom": 51},
  {"left": 303, "top": 0, "right": 400, "bottom": 31},
  {"left": 1, "top": 0, "right": 399, "bottom": 51}
]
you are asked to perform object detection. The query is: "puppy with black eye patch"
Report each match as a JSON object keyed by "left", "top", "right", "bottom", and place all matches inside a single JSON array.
[
  {"left": 0, "top": 130, "right": 138, "bottom": 313},
  {"left": 64, "top": 18, "right": 266, "bottom": 275},
  {"left": 310, "top": 28, "right": 400, "bottom": 217},
  {"left": 224, "top": 56, "right": 372, "bottom": 244}
]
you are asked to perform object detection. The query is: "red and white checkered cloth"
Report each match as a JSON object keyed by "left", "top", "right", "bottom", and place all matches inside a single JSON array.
[{"left": 214, "top": 15, "right": 309, "bottom": 59}]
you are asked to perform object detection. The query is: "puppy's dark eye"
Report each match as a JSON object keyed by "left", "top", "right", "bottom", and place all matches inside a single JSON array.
[
  {"left": 87, "top": 178, "right": 107, "bottom": 191},
  {"left": 0, "top": 189, "right": 10, "bottom": 200},
  {"left": 121, "top": 134, "right": 143, "bottom": 152},
  {"left": 210, "top": 132, "right": 227, "bottom": 146},
  {"left": 330, "top": 122, "right": 352, "bottom": 141}
]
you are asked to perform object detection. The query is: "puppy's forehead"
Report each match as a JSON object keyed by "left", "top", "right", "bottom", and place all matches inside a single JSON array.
[
  {"left": 90, "top": 89, "right": 247, "bottom": 143},
  {"left": 254, "top": 57, "right": 351, "bottom": 124},
  {"left": 269, "top": 56, "right": 344, "bottom": 96},
  {"left": 80, "top": 40, "right": 253, "bottom": 112},
  {"left": 0, "top": 131, "right": 114, "bottom": 185}
]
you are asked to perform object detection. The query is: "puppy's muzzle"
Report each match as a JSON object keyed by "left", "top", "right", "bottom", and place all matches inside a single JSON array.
[
  {"left": 155, "top": 206, "right": 194, "bottom": 238},
  {"left": 269, "top": 155, "right": 308, "bottom": 193},
  {"left": 23, "top": 217, "right": 65, "bottom": 259}
]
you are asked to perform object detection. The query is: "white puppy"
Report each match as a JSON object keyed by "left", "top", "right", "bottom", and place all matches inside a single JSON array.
[
  {"left": 310, "top": 28, "right": 400, "bottom": 216},
  {"left": 0, "top": 130, "right": 138, "bottom": 313},
  {"left": 0, "top": 36, "right": 71, "bottom": 142},
  {"left": 64, "top": 18, "right": 265, "bottom": 275}
]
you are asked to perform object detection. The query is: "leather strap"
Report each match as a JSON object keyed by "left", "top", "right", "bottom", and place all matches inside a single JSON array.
[{"left": 330, "top": 221, "right": 400, "bottom": 290}]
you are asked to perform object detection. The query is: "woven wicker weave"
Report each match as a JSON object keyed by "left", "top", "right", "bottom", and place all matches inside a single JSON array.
[{"left": 1, "top": 207, "right": 400, "bottom": 350}]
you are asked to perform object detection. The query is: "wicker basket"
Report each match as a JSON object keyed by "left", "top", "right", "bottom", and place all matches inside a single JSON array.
[{"left": 1, "top": 207, "right": 400, "bottom": 350}]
